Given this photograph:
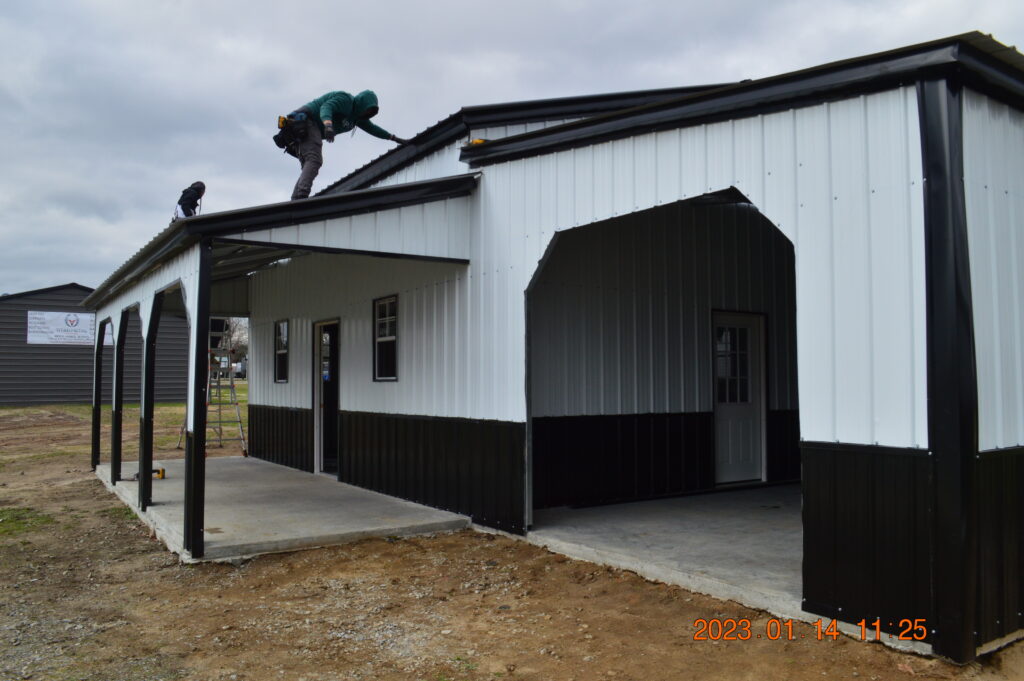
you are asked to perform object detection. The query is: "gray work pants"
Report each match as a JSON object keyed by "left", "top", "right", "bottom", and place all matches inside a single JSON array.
[{"left": 291, "top": 121, "right": 323, "bottom": 200}]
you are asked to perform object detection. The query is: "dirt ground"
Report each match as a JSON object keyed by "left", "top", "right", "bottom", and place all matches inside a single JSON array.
[{"left": 2, "top": 403, "right": 1023, "bottom": 681}]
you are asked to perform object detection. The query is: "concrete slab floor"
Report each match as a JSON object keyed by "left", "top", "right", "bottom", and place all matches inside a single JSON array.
[
  {"left": 96, "top": 456, "right": 469, "bottom": 562},
  {"left": 527, "top": 484, "right": 804, "bottom": 620}
]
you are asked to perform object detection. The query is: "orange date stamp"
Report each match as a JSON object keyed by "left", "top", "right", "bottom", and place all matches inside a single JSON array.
[{"left": 693, "top": 618, "right": 929, "bottom": 642}]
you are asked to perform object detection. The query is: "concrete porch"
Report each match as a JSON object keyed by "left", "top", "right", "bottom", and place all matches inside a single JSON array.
[
  {"left": 527, "top": 484, "right": 804, "bottom": 619},
  {"left": 96, "top": 456, "right": 470, "bottom": 561}
]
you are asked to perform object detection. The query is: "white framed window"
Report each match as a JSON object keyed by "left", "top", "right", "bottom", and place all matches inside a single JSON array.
[
  {"left": 274, "top": 319, "right": 289, "bottom": 383},
  {"left": 373, "top": 295, "right": 397, "bottom": 381}
]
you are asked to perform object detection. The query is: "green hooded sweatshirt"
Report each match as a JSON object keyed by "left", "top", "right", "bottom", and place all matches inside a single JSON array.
[{"left": 303, "top": 90, "right": 392, "bottom": 140}]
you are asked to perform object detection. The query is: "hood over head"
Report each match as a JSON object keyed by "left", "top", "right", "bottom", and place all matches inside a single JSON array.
[
  {"left": 353, "top": 90, "right": 379, "bottom": 119},
  {"left": 190, "top": 181, "right": 206, "bottom": 195}
]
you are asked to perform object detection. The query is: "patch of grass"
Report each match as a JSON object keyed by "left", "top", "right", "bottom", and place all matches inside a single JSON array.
[
  {"left": 98, "top": 505, "right": 137, "bottom": 521},
  {"left": 0, "top": 508, "right": 55, "bottom": 537}
]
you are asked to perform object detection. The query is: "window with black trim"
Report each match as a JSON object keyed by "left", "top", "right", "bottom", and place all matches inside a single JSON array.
[
  {"left": 373, "top": 295, "right": 397, "bottom": 381},
  {"left": 274, "top": 320, "right": 289, "bottom": 383}
]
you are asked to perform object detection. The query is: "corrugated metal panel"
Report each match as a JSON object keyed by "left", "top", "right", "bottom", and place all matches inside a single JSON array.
[
  {"left": 492, "top": 86, "right": 927, "bottom": 448},
  {"left": 0, "top": 286, "right": 187, "bottom": 404},
  {"left": 802, "top": 444, "right": 934, "bottom": 637},
  {"left": 529, "top": 201, "right": 797, "bottom": 417},
  {"left": 370, "top": 141, "right": 468, "bottom": 189},
  {"left": 225, "top": 196, "right": 472, "bottom": 261},
  {"left": 962, "top": 88, "right": 1024, "bottom": 452},
  {"left": 248, "top": 252, "right": 511, "bottom": 418},
  {"left": 473, "top": 118, "right": 582, "bottom": 142},
  {"left": 367, "top": 120, "right": 580, "bottom": 192},
  {"left": 339, "top": 411, "right": 525, "bottom": 533}
]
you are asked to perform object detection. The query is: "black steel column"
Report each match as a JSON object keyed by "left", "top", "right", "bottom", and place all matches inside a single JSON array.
[
  {"left": 918, "top": 78, "right": 980, "bottom": 663},
  {"left": 184, "top": 241, "right": 212, "bottom": 558},
  {"left": 90, "top": 318, "right": 108, "bottom": 471},
  {"left": 139, "top": 292, "right": 164, "bottom": 511},
  {"left": 110, "top": 309, "right": 130, "bottom": 485}
]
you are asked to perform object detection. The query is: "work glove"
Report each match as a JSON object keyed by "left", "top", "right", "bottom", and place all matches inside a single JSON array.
[
  {"left": 391, "top": 134, "right": 410, "bottom": 145},
  {"left": 323, "top": 122, "right": 336, "bottom": 143}
]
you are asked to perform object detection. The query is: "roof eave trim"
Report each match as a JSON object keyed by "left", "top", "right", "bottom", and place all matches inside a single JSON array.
[
  {"left": 187, "top": 172, "right": 480, "bottom": 236},
  {"left": 83, "top": 173, "right": 481, "bottom": 310},
  {"left": 460, "top": 45, "right": 964, "bottom": 167}
]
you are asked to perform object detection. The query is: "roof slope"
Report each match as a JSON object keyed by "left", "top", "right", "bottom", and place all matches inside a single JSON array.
[
  {"left": 459, "top": 32, "right": 1024, "bottom": 167},
  {"left": 316, "top": 84, "right": 731, "bottom": 195},
  {"left": 0, "top": 282, "right": 93, "bottom": 302}
]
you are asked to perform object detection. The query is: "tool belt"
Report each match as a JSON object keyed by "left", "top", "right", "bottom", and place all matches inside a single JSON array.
[{"left": 273, "top": 107, "right": 313, "bottom": 154}]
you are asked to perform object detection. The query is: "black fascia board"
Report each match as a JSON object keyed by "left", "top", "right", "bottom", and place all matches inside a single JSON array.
[
  {"left": 83, "top": 172, "right": 480, "bottom": 309},
  {"left": 460, "top": 44, "right": 965, "bottom": 166},
  {"left": 458, "top": 84, "right": 731, "bottom": 127},
  {"left": 320, "top": 84, "right": 731, "bottom": 194},
  {"left": 460, "top": 33, "right": 1024, "bottom": 167},
  {"left": 185, "top": 172, "right": 479, "bottom": 236}
]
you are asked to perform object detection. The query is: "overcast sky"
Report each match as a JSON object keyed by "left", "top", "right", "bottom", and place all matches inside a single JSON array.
[{"left": 0, "top": 0, "right": 1021, "bottom": 295}]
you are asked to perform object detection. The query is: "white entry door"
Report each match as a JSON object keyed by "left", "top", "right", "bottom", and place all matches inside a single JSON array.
[{"left": 713, "top": 313, "right": 765, "bottom": 484}]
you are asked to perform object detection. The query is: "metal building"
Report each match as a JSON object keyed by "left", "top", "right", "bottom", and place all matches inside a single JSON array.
[
  {"left": 0, "top": 283, "right": 187, "bottom": 405},
  {"left": 84, "top": 33, "right": 1024, "bottom": 662}
]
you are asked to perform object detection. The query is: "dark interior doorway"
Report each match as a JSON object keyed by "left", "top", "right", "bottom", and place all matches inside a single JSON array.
[{"left": 316, "top": 321, "right": 340, "bottom": 474}]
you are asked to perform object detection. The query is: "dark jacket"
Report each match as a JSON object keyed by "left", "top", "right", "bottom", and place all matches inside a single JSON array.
[
  {"left": 177, "top": 182, "right": 205, "bottom": 217},
  {"left": 301, "top": 90, "right": 392, "bottom": 140}
]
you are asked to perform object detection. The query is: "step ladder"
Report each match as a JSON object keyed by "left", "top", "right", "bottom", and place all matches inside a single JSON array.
[{"left": 177, "top": 319, "right": 248, "bottom": 455}]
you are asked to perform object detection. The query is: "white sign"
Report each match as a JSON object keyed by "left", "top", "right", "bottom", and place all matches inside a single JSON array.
[{"left": 26, "top": 311, "right": 113, "bottom": 346}]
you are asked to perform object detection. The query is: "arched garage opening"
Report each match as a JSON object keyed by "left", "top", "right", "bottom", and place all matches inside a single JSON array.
[{"left": 526, "top": 192, "right": 801, "bottom": 608}]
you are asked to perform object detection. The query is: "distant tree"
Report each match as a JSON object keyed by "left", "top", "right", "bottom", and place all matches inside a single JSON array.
[{"left": 221, "top": 318, "right": 249, "bottom": 359}]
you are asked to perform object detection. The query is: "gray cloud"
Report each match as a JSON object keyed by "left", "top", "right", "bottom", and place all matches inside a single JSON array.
[{"left": 0, "top": 0, "right": 1021, "bottom": 294}]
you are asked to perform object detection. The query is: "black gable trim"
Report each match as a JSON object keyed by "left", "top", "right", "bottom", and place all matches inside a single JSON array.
[{"left": 460, "top": 33, "right": 1024, "bottom": 168}]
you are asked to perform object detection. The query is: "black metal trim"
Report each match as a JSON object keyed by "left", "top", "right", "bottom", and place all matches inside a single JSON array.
[
  {"left": 183, "top": 240, "right": 212, "bottom": 558},
  {"left": 918, "top": 78, "right": 980, "bottom": 663},
  {"left": 212, "top": 237, "right": 470, "bottom": 265},
  {"left": 82, "top": 173, "right": 481, "bottom": 310},
  {"left": 186, "top": 173, "right": 480, "bottom": 237},
  {"left": 110, "top": 309, "right": 130, "bottom": 485},
  {"left": 801, "top": 440, "right": 931, "bottom": 458},
  {"left": 460, "top": 33, "right": 1024, "bottom": 168},
  {"left": 138, "top": 291, "right": 163, "bottom": 511},
  {"left": 90, "top": 317, "right": 109, "bottom": 471}
]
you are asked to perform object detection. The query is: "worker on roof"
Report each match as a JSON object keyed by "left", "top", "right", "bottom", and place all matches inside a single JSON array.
[
  {"left": 173, "top": 181, "right": 205, "bottom": 220},
  {"left": 284, "top": 90, "right": 409, "bottom": 200}
]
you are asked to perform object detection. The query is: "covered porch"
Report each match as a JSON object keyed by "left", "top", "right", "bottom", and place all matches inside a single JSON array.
[
  {"left": 84, "top": 173, "right": 479, "bottom": 559},
  {"left": 96, "top": 456, "right": 469, "bottom": 561}
]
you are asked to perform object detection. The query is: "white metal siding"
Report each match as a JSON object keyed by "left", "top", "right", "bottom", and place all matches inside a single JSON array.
[
  {"left": 367, "top": 120, "right": 581, "bottom": 190},
  {"left": 489, "top": 87, "right": 927, "bottom": 447},
  {"left": 95, "top": 245, "right": 204, "bottom": 429},
  {"left": 963, "top": 89, "right": 1024, "bottom": 451},
  {"left": 371, "top": 141, "right": 468, "bottom": 189},
  {"left": 225, "top": 197, "right": 472, "bottom": 261},
  {"left": 529, "top": 202, "right": 797, "bottom": 418},
  {"left": 474, "top": 118, "right": 582, "bottom": 142},
  {"left": 249, "top": 252, "right": 514, "bottom": 420}
]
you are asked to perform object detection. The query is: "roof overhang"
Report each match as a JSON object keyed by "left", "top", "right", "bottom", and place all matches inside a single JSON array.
[
  {"left": 83, "top": 173, "right": 480, "bottom": 310},
  {"left": 459, "top": 32, "right": 1024, "bottom": 167}
]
